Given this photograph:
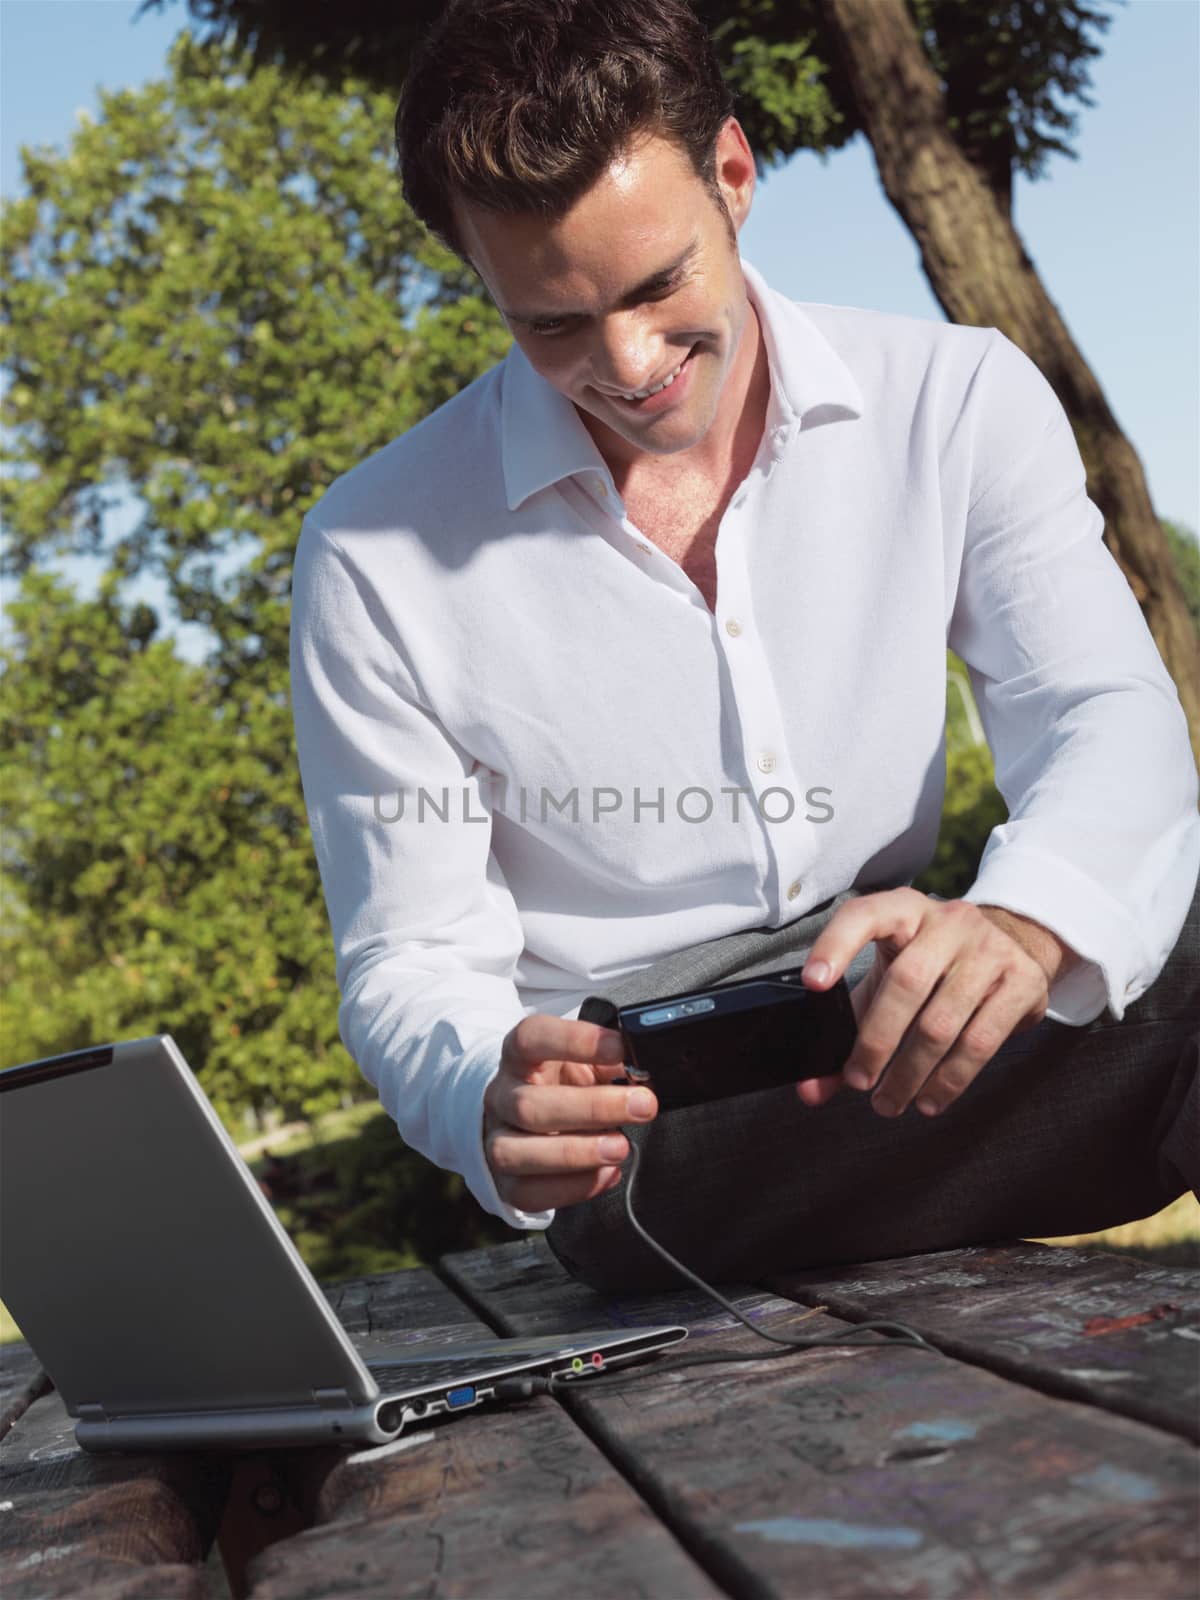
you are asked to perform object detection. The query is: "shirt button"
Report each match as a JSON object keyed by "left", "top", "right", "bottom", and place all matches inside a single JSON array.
[
  {"left": 757, "top": 753, "right": 776, "bottom": 774},
  {"left": 787, "top": 879, "right": 802, "bottom": 901},
  {"left": 725, "top": 618, "right": 742, "bottom": 637},
  {"left": 596, "top": 481, "right": 609, "bottom": 498},
  {"left": 638, "top": 543, "right": 653, "bottom": 555}
]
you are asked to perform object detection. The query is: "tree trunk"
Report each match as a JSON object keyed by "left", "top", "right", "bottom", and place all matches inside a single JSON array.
[{"left": 815, "top": 0, "right": 1200, "bottom": 772}]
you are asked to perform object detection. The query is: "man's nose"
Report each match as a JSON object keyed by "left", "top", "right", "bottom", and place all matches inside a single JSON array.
[{"left": 592, "top": 313, "right": 663, "bottom": 394}]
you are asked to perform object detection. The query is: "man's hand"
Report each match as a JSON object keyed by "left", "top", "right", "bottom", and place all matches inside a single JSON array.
[
  {"left": 484, "top": 1015, "right": 658, "bottom": 1212},
  {"left": 794, "top": 889, "right": 1078, "bottom": 1118}
]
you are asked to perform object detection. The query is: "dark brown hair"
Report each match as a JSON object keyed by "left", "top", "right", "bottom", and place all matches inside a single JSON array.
[{"left": 395, "top": 0, "right": 737, "bottom": 264}]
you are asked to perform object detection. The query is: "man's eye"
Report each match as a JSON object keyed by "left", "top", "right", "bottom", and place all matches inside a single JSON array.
[{"left": 528, "top": 276, "right": 679, "bottom": 338}]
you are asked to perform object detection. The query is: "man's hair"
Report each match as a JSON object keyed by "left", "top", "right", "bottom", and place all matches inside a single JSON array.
[{"left": 395, "top": 0, "right": 738, "bottom": 264}]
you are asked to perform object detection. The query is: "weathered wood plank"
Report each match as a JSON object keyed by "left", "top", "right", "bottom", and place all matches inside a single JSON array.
[
  {"left": 243, "top": 1266, "right": 722, "bottom": 1600},
  {"left": 765, "top": 1242, "right": 1200, "bottom": 1442},
  {"left": 442, "top": 1237, "right": 1200, "bottom": 1600},
  {"left": 0, "top": 1340, "right": 49, "bottom": 1442},
  {"left": 0, "top": 1386, "right": 227, "bottom": 1599},
  {"left": 323, "top": 1265, "right": 491, "bottom": 1344}
]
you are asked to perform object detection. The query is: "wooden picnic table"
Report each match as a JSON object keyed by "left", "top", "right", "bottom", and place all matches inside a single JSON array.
[{"left": 2, "top": 1235, "right": 1197, "bottom": 1599}]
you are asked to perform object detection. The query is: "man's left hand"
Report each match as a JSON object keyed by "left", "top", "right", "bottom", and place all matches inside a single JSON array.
[{"left": 796, "top": 889, "right": 1080, "bottom": 1118}]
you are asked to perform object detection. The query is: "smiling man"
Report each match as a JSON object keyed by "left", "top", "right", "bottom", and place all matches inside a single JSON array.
[
  {"left": 289, "top": 0, "right": 1200, "bottom": 1292},
  {"left": 454, "top": 130, "right": 767, "bottom": 591}
]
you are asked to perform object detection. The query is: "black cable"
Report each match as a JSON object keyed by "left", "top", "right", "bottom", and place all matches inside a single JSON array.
[{"left": 494, "top": 1139, "right": 937, "bottom": 1404}]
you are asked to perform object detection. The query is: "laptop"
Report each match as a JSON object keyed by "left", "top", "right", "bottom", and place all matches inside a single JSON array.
[{"left": 0, "top": 1034, "right": 686, "bottom": 1453}]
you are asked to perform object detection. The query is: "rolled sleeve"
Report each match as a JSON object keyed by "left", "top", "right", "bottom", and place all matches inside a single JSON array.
[
  {"left": 949, "top": 333, "right": 1200, "bottom": 1024},
  {"left": 289, "top": 516, "right": 554, "bottom": 1229}
]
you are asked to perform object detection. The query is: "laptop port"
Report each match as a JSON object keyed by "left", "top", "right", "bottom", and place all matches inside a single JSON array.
[{"left": 445, "top": 1386, "right": 476, "bottom": 1409}]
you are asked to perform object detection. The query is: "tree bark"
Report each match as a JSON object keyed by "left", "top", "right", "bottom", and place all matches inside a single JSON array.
[{"left": 815, "top": 0, "right": 1200, "bottom": 771}]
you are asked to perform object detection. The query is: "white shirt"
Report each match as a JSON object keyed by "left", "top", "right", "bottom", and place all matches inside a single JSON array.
[{"left": 289, "top": 257, "right": 1200, "bottom": 1232}]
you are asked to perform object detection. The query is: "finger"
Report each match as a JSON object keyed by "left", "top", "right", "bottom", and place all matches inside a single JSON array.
[
  {"left": 796, "top": 1073, "right": 843, "bottom": 1108},
  {"left": 499, "top": 1078, "right": 657, "bottom": 1135},
  {"left": 840, "top": 930, "right": 964, "bottom": 1099},
  {"left": 873, "top": 926, "right": 1046, "bottom": 1116},
  {"left": 849, "top": 974, "right": 875, "bottom": 1028},
  {"left": 498, "top": 1164, "right": 625, "bottom": 1213},
  {"left": 909, "top": 978, "right": 1047, "bottom": 1118},
  {"left": 801, "top": 888, "right": 927, "bottom": 991},
  {"left": 488, "top": 1127, "right": 631, "bottom": 1180},
  {"left": 559, "top": 1059, "right": 632, "bottom": 1088},
  {"left": 504, "top": 1014, "right": 627, "bottom": 1077}
]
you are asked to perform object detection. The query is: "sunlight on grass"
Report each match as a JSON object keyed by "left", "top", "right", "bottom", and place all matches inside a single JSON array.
[
  {"left": 1035, "top": 1192, "right": 1200, "bottom": 1266},
  {"left": 248, "top": 1099, "right": 381, "bottom": 1158}
]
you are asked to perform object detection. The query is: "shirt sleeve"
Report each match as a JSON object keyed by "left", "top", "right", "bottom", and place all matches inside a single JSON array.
[
  {"left": 948, "top": 331, "right": 1200, "bottom": 1025},
  {"left": 288, "top": 517, "right": 554, "bottom": 1230}
]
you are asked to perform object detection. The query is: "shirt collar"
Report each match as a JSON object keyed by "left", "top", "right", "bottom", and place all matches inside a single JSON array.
[
  {"left": 740, "top": 258, "right": 865, "bottom": 434},
  {"left": 500, "top": 256, "right": 865, "bottom": 513}
]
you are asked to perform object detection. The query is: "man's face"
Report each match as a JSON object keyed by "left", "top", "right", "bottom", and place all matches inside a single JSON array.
[{"left": 453, "top": 119, "right": 757, "bottom": 466}]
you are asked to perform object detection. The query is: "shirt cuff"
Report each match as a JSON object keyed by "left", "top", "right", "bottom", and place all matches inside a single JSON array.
[
  {"left": 962, "top": 844, "right": 1155, "bottom": 1025},
  {"left": 455, "top": 1036, "right": 556, "bottom": 1232}
]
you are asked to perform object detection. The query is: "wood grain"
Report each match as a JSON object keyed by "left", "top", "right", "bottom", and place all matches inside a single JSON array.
[
  {"left": 242, "top": 1266, "right": 721, "bottom": 1600},
  {"left": 442, "top": 1237, "right": 1199, "bottom": 1599},
  {"left": 766, "top": 1242, "right": 1200, "bottom": 1442},
  {"left": 0, "top": 1387, "right": 227, "bottom": 1599}
]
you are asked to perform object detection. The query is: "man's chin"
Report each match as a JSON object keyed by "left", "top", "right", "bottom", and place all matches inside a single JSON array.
[{"left": 574, "top": 388, "right": 715, "bottom": 459}]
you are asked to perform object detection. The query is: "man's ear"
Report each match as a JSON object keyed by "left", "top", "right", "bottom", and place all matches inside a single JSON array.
[{"left": 713, "top": 117, "right": 756, "bottom": 232}]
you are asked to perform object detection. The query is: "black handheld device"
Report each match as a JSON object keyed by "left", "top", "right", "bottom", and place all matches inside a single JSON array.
[{"left": 614, "top": 965, "right": 858, "bottom": 1114}]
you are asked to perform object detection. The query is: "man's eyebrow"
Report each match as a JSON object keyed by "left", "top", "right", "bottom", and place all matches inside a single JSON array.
[{"left": 504, "top": 240, "right": 701, "bottom": 325}]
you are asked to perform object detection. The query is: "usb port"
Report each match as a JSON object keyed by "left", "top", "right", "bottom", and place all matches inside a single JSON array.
[{"left": 446, "top": 1386, "right": 476, "bottom": 1409}]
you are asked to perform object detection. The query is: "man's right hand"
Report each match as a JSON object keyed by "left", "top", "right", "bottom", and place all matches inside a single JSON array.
[{"left": 484, "top": 1014, "right": 658, "bottom": 1212}]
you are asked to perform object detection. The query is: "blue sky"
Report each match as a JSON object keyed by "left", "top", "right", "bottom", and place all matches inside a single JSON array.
[{"left": 1, "top": 0, "right": 1196, "bottom": 660}]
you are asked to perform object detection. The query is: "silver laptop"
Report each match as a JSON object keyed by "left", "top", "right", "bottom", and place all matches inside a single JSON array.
[{"left": 0, "top": 1034, "right": 686, "bottom": 1453}]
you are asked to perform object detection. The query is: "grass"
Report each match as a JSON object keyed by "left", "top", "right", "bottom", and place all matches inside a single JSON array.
[
  {"left": 3, "top": 1107, "right": 1197, "bottom": 1347},
  {"left": 1037, "top": 1192, "right": 1200, "bottom": 1267}
]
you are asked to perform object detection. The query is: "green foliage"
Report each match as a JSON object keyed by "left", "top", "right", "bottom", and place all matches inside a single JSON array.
[
  {"left": 256, "top": 1109, "right": 519, "bottom": 1283},
  {"left": 908, "top": 0, "right": 1119, "bottom": 186},
  {"left": 0, "top": 570, "right": 351, "bottom": 1119},
  {"left": 914, "top": 742, "right": 1009, "bottom": 901},
  {"left": 139, "top": 0, "right": 1121, "bottom": 200},
  {"left": 1162, "top": 520, "right": 1200, "bottom": 635},
  {"left": 0, "top": 33, "right": 506, "bottom": 1128},
  {"left": 0, "top": 32, "right": 507, "bottom": 622}
]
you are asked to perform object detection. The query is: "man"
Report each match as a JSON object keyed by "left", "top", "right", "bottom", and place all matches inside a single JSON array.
[{"left": 289, "top": 0, "right": 1199, "bottom": 1291}]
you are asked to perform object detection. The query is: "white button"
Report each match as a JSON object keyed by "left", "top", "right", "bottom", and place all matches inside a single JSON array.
[
  {"left": 596, "top": 481, "right": 608, "bottom": 498},
  {"left": 638, "top": 543, "right": 653, "bottom": 555},
  {"left": 725, "top": 618, "right": 742, "bottom": 637},
  {"left": 757, "top": 753, "right": 776, "bottom": 774},
  {"left": 1125, "top": 982, "right": 1138, "bottom": 998},
  {"left": 787, "top": 879, "right": 802, "bottom": 901}
]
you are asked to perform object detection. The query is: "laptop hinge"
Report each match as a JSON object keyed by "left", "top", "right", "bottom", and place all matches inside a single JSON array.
[
  {"left": 77, "top": 1402, "right": 108, "bottom": 1422},
  {"left": 312, "top": 1387, "right": 354, "bottom": 1410}
]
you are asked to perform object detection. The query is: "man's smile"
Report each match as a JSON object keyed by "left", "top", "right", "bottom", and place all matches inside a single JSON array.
[{"left": 598, "top": 345, "right": 700, "bottom": 413}]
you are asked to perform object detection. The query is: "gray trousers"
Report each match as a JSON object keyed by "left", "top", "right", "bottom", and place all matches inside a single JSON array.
[{"left": 546, "top": 871, "right": 1200, "bottom": 1294}]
